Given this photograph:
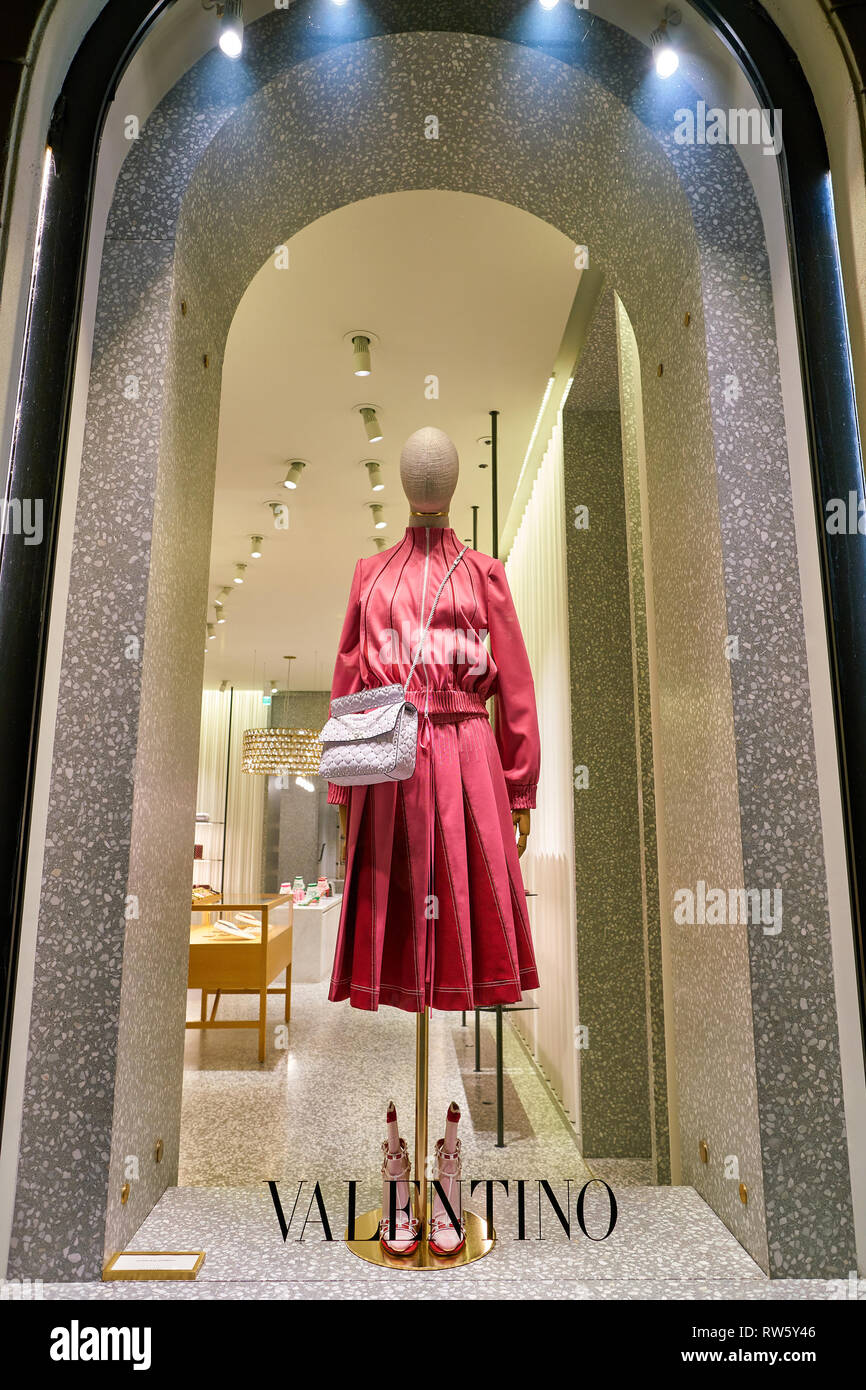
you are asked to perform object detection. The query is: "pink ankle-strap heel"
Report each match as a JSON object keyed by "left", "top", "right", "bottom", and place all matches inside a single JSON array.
[
  {"left": 379, "top": 1103, "right": 421, "bottom": 1256},
  {"left": 429, "top": 1102, "right": 465, "bottom": 1256}
]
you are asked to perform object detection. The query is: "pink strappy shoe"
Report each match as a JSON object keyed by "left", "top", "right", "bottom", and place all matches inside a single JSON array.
[
  {"left": 379, "top": 1103, "right": 421, "bottom": 1257},
  {"left": 429, "top": 1102, "right": 465, "bottom": 1256}
]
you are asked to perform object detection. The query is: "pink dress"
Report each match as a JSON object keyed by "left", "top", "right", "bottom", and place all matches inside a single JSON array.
[{"left": 327, "top": 525, "right": 541, "bottom": 1013}]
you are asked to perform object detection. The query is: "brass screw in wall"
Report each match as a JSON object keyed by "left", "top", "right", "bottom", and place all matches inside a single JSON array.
[
  {"left": 657, "top": 362, "right": 664, "bottom": 377},
  {"left": 154, "top": 1138, "right": 164, "bottom": 1164},
  {"left": 120, "top": 1182, "right": 130, "bottom": 1205},
  {"left": 739, "top": 1182, "right": 748, "bottom": 1205},
  {"left": 699, "top": 1139, "right": 709, "bottom": 1164},
  {"left": 683, "top": 311, "right": 691, "bottom": 327}
]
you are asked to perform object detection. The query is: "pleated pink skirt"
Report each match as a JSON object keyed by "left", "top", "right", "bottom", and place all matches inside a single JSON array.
[{"left": 329, "top": 711, "right": 539, "bottom": 1013}]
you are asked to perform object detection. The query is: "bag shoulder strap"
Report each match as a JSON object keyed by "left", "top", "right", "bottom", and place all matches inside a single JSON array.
[{"left": 403, "top": 544, "right": 469, "bottom": 694}]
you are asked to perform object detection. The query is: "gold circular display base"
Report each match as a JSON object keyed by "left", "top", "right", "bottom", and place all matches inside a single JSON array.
[{"left": 345, "top": 1208, "right": 495, "bottom": 1270}]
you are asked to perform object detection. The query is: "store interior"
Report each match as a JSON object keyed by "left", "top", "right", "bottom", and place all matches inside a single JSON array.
[{"left": 182, "top": 189, "right": 597, "bottom": 1208}]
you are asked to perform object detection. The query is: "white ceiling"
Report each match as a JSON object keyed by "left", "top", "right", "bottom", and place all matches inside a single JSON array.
[{"left": 204, "top": 190, "right": 577, "bottom": 690}]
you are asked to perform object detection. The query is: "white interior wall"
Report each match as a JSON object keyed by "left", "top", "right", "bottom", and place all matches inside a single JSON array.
[
  {"left": 505, "top": 417, "right": 580, "bottom": 1128},
  {"left": 195, "top": 690, "right": 267, "bottom": 901}
]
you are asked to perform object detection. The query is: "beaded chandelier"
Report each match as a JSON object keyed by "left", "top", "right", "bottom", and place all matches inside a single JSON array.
[{"left": 241, "top": 655, "right": 322, "bottom": 777}]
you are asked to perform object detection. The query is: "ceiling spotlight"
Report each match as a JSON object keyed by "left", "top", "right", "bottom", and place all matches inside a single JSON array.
[
  {"left": 215, "top": 587, "right": 231, "bottom": 606},
  {"left": 234, "top": 563, "right": 247, "bottom": 584},
  {"left": 295, "top": 775, "right": 316, "bottom": 792},
  {"left": 359, "top": 406, "right": 383, "bottom": 443},
  {"left": 283, "top": 460, "right": 306, "bottom": 490},
  {"left": 539, "top": 0, "right": 560, "bottom": 9},
  {"left": 219, "top": 680, "right": 229, "bottom": 693},
  {"left": 202, "top": 0, "right": 244, "bottom": 58},
  {"left": 364, "top": 460, "right": 385, "bottom": 492},
  {"left": 216, "top": 609, "right": 226, "bottom": 624},
  {"left": 373, "top": 537, "right": 386, "bottom": 552},
  {"left": 250, "top": 535, "right": 263, "bottom": 558},
  {"left": 370, "top": 503, "right": 386, "bottom": 530},
  {"left": 207, "top": 623, "right": 217, "bottom": 641},
  {"left": 352, "top": 335, "right": 372, "bottom": 376},
  {"left": 650, "top": 6, "right": 681, "bottom": 77}
]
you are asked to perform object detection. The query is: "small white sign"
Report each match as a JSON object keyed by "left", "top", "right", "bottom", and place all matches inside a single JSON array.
[{"left": 103, "top": 1251, "right": 205, "bottom": 1280}]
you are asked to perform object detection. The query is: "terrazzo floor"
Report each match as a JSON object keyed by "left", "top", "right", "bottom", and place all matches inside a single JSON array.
[{"left": 39, "top": 982, "right": 861, "bottom": 1300}]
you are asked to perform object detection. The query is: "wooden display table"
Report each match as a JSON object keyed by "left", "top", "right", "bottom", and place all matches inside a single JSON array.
[{"left": 187, "top": 893, "right": 293, "bottom": 1062}]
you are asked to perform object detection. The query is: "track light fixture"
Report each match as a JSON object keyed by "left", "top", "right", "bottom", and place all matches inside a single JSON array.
[
  {"left": 650, "top": 6, "right": 681, "bottom": 77},
  {"left": 283, "top": 460, "right": 306, "bottom": 490},
  {"left": 364, "top": 460, "right": 385, "bottom": 492},
  {"left": 353, "top": 335, "right": 371, "bottom": 376},
  {"left": 234, "top": 564, "right": 247, "bottom": 584},
  {"left": 207, "top": 623, "right": 217, "bottom": 641},
  {"left": 202, "top": 0, "right": 244, "bottom": 59},
  {"left": 359, "top": 406, "right": 383, "bottom": 443},
  {"left": 215, "top": 605, "right": 226, "bottom": 624},
  {"left": 344, "top": 329, "right": 378, "bottom": 376},
  {"left": 369, "top": 503, "right": 387, "bottom": 530},
  {"left": 250, "top": 535, "right": 263, "bottom": 558},
  {"left": 373, "top": 537, "right": 386, "bottom": 552}
]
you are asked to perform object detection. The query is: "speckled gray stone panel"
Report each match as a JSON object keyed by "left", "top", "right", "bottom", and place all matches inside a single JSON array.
[{"left": 563, "top": 406, "right": 653, "bottom": 1161}]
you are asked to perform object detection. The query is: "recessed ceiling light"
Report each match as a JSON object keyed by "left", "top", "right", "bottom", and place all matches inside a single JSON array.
[
  {"left": 359, "top": 406, "right": 383, "bottom": 443},
  {"left": 650, "top": 7, "right": 681, "bottom": 78},
  {"left": 283, "top": 460, "right": 306, "bottom": 490},
  {"left": 206, "top": 0, "right": 244, "bottom": 58},
  {"left": 364, "top": 460, "right": 385, "bottom": 492},
  {"left": 352, "top": 334, "right": 372, "bottom": 376}
]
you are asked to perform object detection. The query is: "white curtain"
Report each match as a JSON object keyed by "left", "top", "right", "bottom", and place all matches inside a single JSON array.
[
  {"left": 505, "top": 416, "right": 580, "bottom": 1125},
  {"left": 194, "top": 690, "right": 268, "bottom": 900}
]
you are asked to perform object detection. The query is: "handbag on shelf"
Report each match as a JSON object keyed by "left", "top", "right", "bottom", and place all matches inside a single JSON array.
[{"left": 319, "top": 544, "right": 468, "bottom": 787}]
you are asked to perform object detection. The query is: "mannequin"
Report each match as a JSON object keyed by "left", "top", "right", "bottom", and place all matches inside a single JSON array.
[
  {"left": 339, "top": 425, "right": 530, "bottom": 857},
  {"left": 327, "top": 424, "right": 541, "bottom": 1257}
]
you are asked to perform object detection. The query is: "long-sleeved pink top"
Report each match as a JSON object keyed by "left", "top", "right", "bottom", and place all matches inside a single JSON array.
[{"left": 327, "top": 526, "right": 540, "bottom": 809}]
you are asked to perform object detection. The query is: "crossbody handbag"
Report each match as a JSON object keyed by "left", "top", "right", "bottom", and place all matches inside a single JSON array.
[{"left": 319, "top": 544, "right": 469, "bottom": 787}]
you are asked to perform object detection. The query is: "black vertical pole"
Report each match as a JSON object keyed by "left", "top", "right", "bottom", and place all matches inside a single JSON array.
[
  {"left": 489, "top": 410, "right": 505, "bottom": 1134},
  {"left": 471, "top": 505, "right": 479, "bottom": 552},
  {"left": 490, "top": 411, "right": 499, "bottom": 559},
  {"left": 495, "top": 1003, "right": 505, "bottom": 1147}
]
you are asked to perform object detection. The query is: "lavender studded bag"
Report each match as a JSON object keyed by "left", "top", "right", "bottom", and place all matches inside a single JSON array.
[{"left": 319, "top": 545, "right": 467, "bottom": 787}]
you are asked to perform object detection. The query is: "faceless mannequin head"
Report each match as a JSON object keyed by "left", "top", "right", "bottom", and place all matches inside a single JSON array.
[{"left": 400, "top": 427, "right": 459, "bottom": 519}]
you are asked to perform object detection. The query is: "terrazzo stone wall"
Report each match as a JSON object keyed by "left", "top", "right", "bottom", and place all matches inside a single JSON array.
[
  {"left": 563, "top": 405, "right": 654, "bottom": 1163},
  {"left": 9, "top": 243, "right": 219, "bottom": 1274},
  {"left": 615, "top": 302, "right": 670, "bottom": 1191},
  {"left": 9, "top": 3, "right": 855, "bottom": 1279}
]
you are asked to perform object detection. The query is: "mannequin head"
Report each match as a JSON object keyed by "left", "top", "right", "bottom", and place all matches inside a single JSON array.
[{"left": 400, "top": 427, "right": 459, "bottom": 522}]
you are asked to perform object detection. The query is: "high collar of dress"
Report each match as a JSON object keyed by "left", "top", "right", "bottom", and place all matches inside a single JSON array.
[{"left": 405, "top": 524, "right": 456, "bottom": 547}]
